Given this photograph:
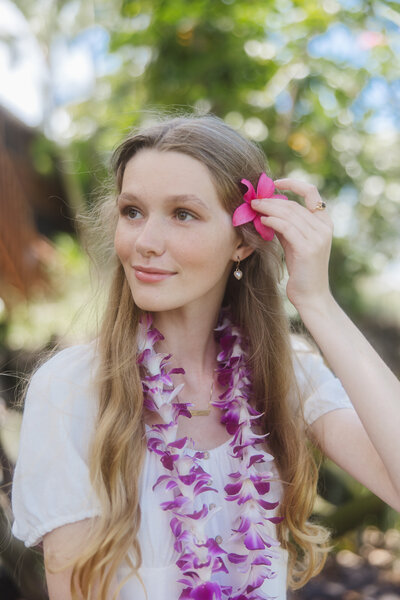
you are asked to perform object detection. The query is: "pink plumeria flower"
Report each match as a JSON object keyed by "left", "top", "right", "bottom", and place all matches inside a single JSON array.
[{"left": 232, "top": 173, "right": 287, "bottom": 241}]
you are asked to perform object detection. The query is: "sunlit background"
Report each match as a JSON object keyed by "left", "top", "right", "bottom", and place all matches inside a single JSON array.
[{"left": 0, "top": 0, "right": 400, "bottom": 598}]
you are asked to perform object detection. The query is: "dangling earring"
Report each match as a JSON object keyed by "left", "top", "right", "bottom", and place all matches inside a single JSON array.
[{"left": 233, "top": 257, "right": 243, "bottom": 280}]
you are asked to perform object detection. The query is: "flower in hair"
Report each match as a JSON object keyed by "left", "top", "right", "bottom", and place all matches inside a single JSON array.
[{"left": 232, "top": 173, "right": 287, "bottom": 241}]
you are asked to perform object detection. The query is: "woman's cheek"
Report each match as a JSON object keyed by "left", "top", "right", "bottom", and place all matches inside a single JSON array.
[{"left": 114, "top": 223, "right": 130, "bottom": 261}]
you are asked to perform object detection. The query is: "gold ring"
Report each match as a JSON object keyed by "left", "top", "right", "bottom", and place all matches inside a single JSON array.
[{"left": 315, "top": 200, "right": 326, "bottom": 211}]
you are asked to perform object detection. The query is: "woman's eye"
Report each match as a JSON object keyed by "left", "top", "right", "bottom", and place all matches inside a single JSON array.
[
  {"left": 176, "top": 209, "right": 194, "bottom": 222},
  {"left": 123, "top": 206, "right": 141, "bottom": 220}
]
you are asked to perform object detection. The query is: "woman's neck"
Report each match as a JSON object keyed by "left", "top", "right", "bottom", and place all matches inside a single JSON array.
[{"left": 151, "top": 304, "right": 222, "bottom": 380}]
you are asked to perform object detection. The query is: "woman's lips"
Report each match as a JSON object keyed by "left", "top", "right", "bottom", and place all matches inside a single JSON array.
[{"left": 133, "top": 267, "right": 176, "bottom": 283}]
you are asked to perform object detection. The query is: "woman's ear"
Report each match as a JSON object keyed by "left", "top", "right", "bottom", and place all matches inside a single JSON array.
[{"left": 232, "top": 241, "right": 254, "bottom": 262}]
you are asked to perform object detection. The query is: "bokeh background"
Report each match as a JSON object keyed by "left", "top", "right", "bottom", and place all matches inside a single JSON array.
[{"left": 0, "top": 0, "right": 400, "bottom": 598}]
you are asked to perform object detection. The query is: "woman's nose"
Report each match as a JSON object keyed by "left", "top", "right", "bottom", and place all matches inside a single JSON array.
[{"left": 135, "top": 216, "right": 166, "bottom": 257}]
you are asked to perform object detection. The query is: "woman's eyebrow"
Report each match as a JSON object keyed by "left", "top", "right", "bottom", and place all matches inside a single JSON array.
[
  {"left": 165, "top": 194, "right": 209, "bottom": 210},
  {"left": 117, "top": 192, "right": 209, "bottom": 210},
  {"left": 116, "top": 192, "right": 139, "bottom": 204}
]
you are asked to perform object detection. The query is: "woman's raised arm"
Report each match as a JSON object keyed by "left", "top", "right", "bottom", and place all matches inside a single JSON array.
[{"left": 251, "top": 178, "right": 400, "bottom": 510}]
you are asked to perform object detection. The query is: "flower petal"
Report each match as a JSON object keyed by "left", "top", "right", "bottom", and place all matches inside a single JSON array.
[
  {"left": 253, "top": 481, "right": 273, "bottom": 496},
  {"left": 268, "top": 516, "right": 285, "bottom": 524},
  {"left": 253, "top": 216, "right": 275, "bottom": 241},
  {"left": 257, "top": 498, "right": 278, "bottom": 510},
  {"left": 232, "top": 203, "right": 256, "bottom": 226},
  {"left": 247, "top": 454, "right": 265, "bottom": 468},
  {"left": 169, "top": 437, "right": 188, "bottom": 449},
  {"left": 256, "top": 173, "right": 275, "bottom": 199},
  {"left": 180, "top": 473, "right": 198, "bottom": 485},
  {"left": 225, "top": 481, "right": 243, "bottom": 495},
  {"left": 240, "top": 178, "right": 256, "bottom": 203},
  {"left": 244, "top": 530, "right": 265, "bottom": 550},
  {"left": 189, "top": 581, "right": 223, "bottom": 600},
  {"left": 227, "top": 552, "right": 248, "bottom": 564}
]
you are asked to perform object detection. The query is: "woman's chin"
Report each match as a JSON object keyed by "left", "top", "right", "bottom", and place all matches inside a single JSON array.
[{"left": 132, "top": 295, "right": 180, "bottom": 313}]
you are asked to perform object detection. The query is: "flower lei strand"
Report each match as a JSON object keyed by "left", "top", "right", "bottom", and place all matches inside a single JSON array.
[{"left": 138, "top": 309, "right": 284, "bottom": 600}]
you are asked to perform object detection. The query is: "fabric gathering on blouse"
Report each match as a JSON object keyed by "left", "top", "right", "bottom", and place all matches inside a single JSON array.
[{"left": 12, "top": 338, "right": 354, "bottom": 600}]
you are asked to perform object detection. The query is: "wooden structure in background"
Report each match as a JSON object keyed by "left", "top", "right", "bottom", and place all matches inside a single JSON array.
[{"left": 0, "top": 106, "right": 73, "bottom": 305}]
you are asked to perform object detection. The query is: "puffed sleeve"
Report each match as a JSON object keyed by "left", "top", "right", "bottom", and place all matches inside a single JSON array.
[
  {"left": 11, "top": 343, "right": 102, "bottom": 547},
  {"left": 290, "top": 335, "right": 354, "bottom": 426}
]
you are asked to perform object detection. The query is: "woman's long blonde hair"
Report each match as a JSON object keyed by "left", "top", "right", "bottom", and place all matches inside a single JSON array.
[{"left": 68, "top": 114, "right": 330, "bottom": 598}]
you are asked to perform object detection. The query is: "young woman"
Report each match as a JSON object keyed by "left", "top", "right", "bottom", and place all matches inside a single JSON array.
[{"left": 12, "top": 115, "right": 400, "bottom": 600}]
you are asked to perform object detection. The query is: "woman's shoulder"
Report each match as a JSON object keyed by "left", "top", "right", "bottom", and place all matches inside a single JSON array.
[
  {"left": 288, "top": 333, "right": 353, "bottom": 424},
  {"left": 289, "top": 333, "right": 334, "bottom": 398},
  {"left": 30, "top": 340, "right": 99, "bottom": 388},
  {"left": 289, "top": 333, "right": 322, "bottom": 378},
  {"left": 25, "top": 340, "right": 100, "bottom": 417},
  {"left": 13, "top": 342, "right": 102, "bottom": 547},
  {"left": 289, "top": 332, "right": 342, "bottom": 390}
]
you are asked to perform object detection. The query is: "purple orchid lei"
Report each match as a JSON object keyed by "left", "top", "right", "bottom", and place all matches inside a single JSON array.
[{"left": 137, "top": 308, "right": 284, "bottom": 600}]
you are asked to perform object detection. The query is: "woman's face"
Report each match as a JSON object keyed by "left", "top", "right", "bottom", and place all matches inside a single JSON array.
[{"left": 114, "top": 149, "right": 243, "bottom": 314}]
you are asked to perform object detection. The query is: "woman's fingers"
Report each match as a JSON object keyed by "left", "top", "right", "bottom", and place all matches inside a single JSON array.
[
  {"left": 248, "top": 178, "right": 334, "bottom": 307},
  {"left": 259, "top": 215, "right": 308, "bottom": 249},
  {"left": 274, "top": 178, "right": 331, "bottom": 221},
  {"left": 249, "top": 178, "right": 334, "bottom": 267},
  {"left": 252, "top": 199, "right": 333, "bottom": 246},
  {"left": 250, "top": 177, "right": 334, "bottom": 244},
  {"left": 249, "top": 178, "right": 334, "bottom": 307}
]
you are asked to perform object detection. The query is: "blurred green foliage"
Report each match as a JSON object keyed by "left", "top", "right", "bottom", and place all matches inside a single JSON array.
[{"left": 12, "top": 0, "right": 398, "bottom": 324}]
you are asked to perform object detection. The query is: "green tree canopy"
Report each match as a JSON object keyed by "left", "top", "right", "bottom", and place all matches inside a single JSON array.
[{"left": 11, "top": 0, "right": 400, "bottom": 318}]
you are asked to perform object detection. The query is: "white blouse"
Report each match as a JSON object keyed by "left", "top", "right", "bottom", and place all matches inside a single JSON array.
[{"left": 11, "top": 338, "right": 354, "bottom": 599}]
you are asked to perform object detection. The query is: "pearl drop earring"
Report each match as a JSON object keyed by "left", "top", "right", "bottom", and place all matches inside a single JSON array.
[{"left": 233, "top": 258, "right": 243, "bottom": 280}]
